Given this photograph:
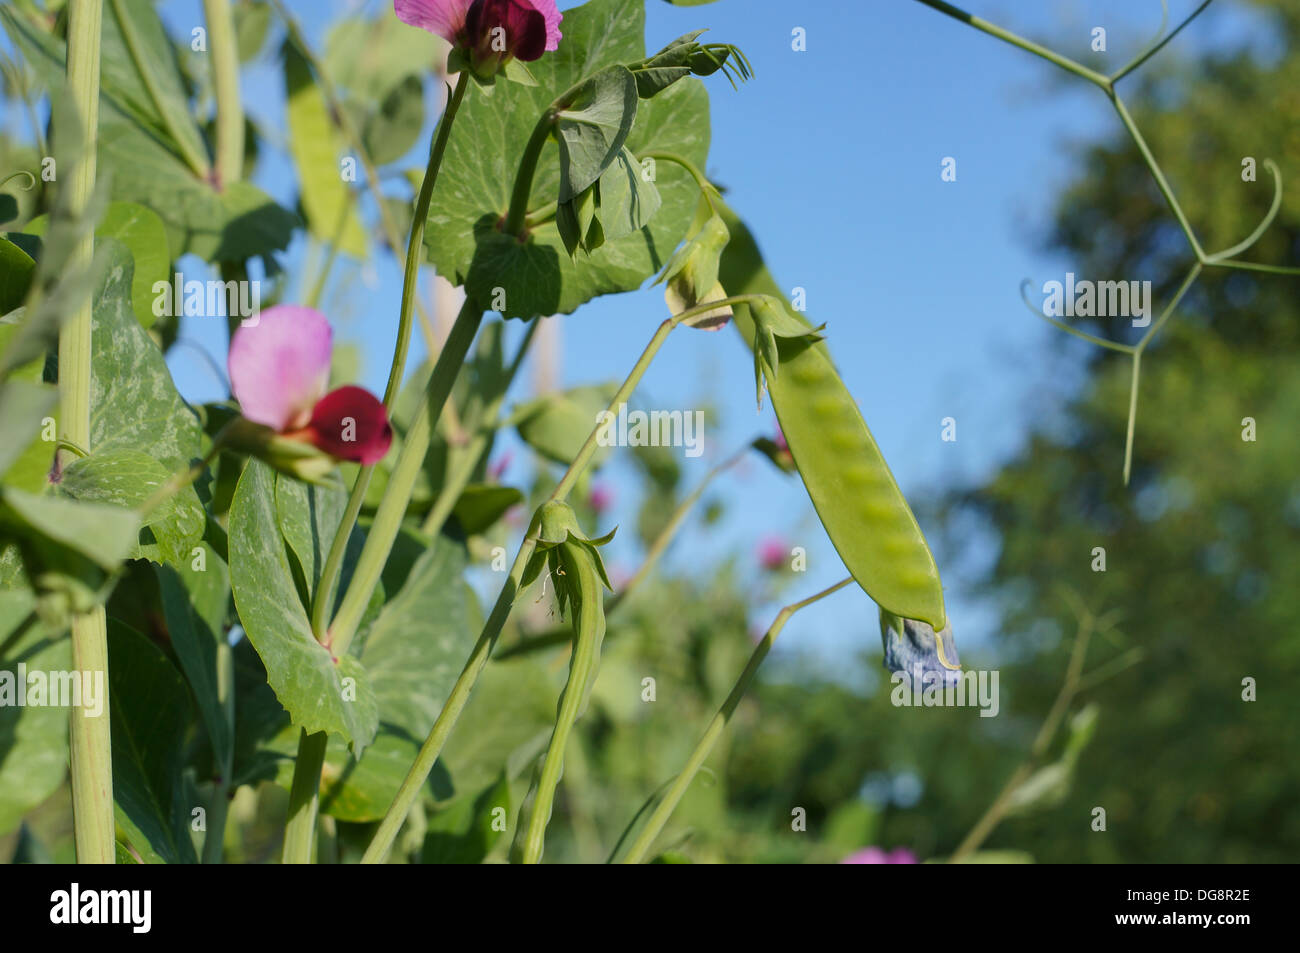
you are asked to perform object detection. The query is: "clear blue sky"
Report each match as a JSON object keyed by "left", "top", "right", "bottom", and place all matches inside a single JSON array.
[{"left": 4, "top": 0, "right": 1267, "bottom": 682}]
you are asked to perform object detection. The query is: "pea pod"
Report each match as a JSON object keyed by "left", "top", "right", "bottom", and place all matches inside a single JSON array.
[
  {"left": 515, "top": 502, "right": 612, "bottom": 863},
  {"left": 715, "top": 200, "right": 947, "bottom": 630}
]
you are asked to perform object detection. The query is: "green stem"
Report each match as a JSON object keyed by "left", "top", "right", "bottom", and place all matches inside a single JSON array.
[
  {"left": 1109, "top": 0, "right": 1215, "bottom": 84},
  {"left": 503, "top": 107, "right": 556, "bottom": 236},
  {"left": 109, "top": 0, "right": 210, "bottom": 179},
  {"left": 359, "top": 294, "right": 777, "bottom": 864},
  {"left": 619, "top": 577, "right": 853, "bottom": 864},
  {"left": 62, "top": 0, "right": 114, "bottom": 867},
  {"left": 1108, "top": 92, "right": 1205, "bottom": 261},
  {"left": 911, "top": 0, "right": 1111, "bottom": 89},
  {"left": 420, "top": 319, "right": 540, "bottom": 537},
  {"left": 324, "top": 300, "right": 484, "bottom": 655},
  {"left": 202, "top": 0, "right": 243, "bottom": 188},
  {"left": 949, "top": 611, "right": 1096, "bottom": 862},
  {"left": 281, "top": 729, "right": 328, "bottom": 864},
  {"left": 310, "top": 71, "right": 472, "bottom": 640},
  {"left": 520, "top": 549, "right": 603, "bottom": 864},
  {"left": 640, "top": 150, "right": 719, "bottom": 214},
  {"left": 495, "top": 445, "right": 747, "bottom": 660},
  {"left": 201, "top": 638, "right": 234, "bottom": 864}
]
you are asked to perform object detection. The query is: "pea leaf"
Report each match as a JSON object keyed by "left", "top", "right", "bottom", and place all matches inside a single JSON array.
[
  {"left": 452, "top": 484, "right": 523, "bottom": 535},
  {"left": 156, "top": 542, "right": 232, "bottom": 770},
  {"left": 513, "top": 382, "right": 619, "bottom": 467},
  {"left": 363, "top": 74, "right": 425, "bottom": 167},
  {"left": 597, "top": 146, "right": 662, "bottom": 241},
  {"left": 108, "top": 619, "right": 199, "bottom": 864},
  {"left": 0, "top": 235, "right": 34, "bottom": 314},
  {"left": 0, "top": 486, "right": 140, "bottom": 571},
  {"left": 284, "top": 43, "right": 368, "bottom": 259},
  {"left": 229, "top": 460, "right": 378, "bottom": 751},
  {"left": 0, "top": 591, "right": 70, "bottom": 837},
  {"left": 556, "top": 65, "right": 639, "bottom": 202},
  {"left": 2, "top": 7, "right": 299, "bottom": 262},
  {"left": 89, "top": 242, "right": 202, "bottom": 474},
  {"left": 57, "top": 450, "right": 204, "bottom": 566},
  {"left": 0, "top": 379, "right": 55, "bottom": 483},
  {"left": 422, "top": 773, "right": 511, "bottom": 864},
  {"left": 270, "top": 531, "right": 478, "bottom": 821},
  {"left": 423, "top": 0, "right": 711, "bottom": 319}
]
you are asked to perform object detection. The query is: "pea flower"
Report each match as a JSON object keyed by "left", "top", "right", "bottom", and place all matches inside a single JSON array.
[
  {"left": 395, "top": 0, "right": 562, "bottom": 78},
  {"left": 841, "top": 847, "right": 918, "bottom": 864},
  {"left": 879, "top": 609, "right": 961, "bottom": 687},
  {"left": 758, "top": 535, "right": 787, "bottom": 572},
  {"left": 227, "top": 305, "right": 393, "bottom": 479}
]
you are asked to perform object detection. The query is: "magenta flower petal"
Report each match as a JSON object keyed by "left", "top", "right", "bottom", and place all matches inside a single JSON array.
[
  {"left": 841, "top": 847, "right": 889, "bottom": 864},
  {"left": 394, "top": 0, "right": 472, "bottom": 44},
  {"left": 306, "top": 386, "right": 394, "bottom": 465},
  {"left": 228, "top": 305, "right": 332, "bottom": 432},
  {"left": 525, "top": 0, "right": 562, "bottom": 51}
]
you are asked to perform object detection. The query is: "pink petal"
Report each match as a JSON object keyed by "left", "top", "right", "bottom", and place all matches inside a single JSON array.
[
  {"left": 841, "top": 847, "right": 890, "bottom": 865},
  {"left": 394, "top": 0, "right": 473, "bottom": 43},
  {"left": 307, "top": 386, "right": 394, "bottom": 465},
  {"left": 522, "top": 0, "right": 562, "bottom": 51},
  {"left": 229, "top": 305, "right": 332, "bottom": 432}
]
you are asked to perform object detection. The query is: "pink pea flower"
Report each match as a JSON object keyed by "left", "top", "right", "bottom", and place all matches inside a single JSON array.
[
  {"left": 588, "top": 482, "right": 613, "bottom": 515},
  {"left": 227, "top": 306, "right": 393, "bottom": 477},
  {"left": 395, "top": 0, "right": 562, "bottom": 77},
  {"left": 757, "top": 535, "right": 787, "bottom": 572},
  {"left": 841, "top": 847, "right": 918, "bottom": 864},
  {"left": 488, "top": 451, "right": 512, "bottom": 482}
]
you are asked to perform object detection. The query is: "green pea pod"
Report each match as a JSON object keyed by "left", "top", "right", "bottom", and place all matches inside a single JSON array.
[{"left": 715, "top": 200, "right": 947, "bottom": 630}]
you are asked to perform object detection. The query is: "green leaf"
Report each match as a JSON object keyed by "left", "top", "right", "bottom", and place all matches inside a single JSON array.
[
  {"left": 266, "top": 531, "right": 478, "bottom": 821},
  {"left": 233, "top": 0, "right": 272, "bottom": 62},
  {"left": 2, "top": 7, "right": 299, "bottom": 262},
  {"left": 424, "top": 0, "right": 712, "bottom": 319},
  {"left": 716, "top": 200, "right": 947, "bottom": 629},
  {"left": 0, "top": 379, "right": 55, "bottom": 483},
  {"left": 155, "top": 542, "right": 232, "bottom": 769},
  {"left": 597, "top": 146, "right": 662, "bottom": 241},
  {"left": 274, "top": 475, "right": 347, "bottom": 606},
  {"left": 514, "top": 382, "right": 619, "bottom": 467},
  {"left": 0, "top": 235, "right": 34, "bottom": 314},
  {"left": 0, "top": 486, "right": 140, "bottom": 571},
  {"left": 452, "top": 484, "right": 523, "bottom": 535},
  {"left": 228, "top": 460, "right": 378, "bottom": 750},
  {"left": 0, "top": 591, "right": 70, "bottom": 837},
  {"left": 323, "top": 7, "right": 445, "bottom": 105},
  {"left": 107, "top": 619, "right": 198, "bottom": 863},
  {"left": 0, "top": 193, "right": 16, "bottom": 227},
  {"left": 363, "top": 73, "right": 425, "bottom": 167},
  {"left": 422, "top": 773, "right": 511, "bottom": 863},
  {"left": 284, "top": 43, "right": 368, "bottom": 259},
  {"left": 57, "top": 450, "right": 204, "bottom": 565},
  {"left": 100, "top": 0, "right": 212, "bottom": 177},
  {"left": 89, "top": 242, "right": 202, "bottom": 474},
  {"left": 556, "top": 65, "right": 639, "bottom": 203}
]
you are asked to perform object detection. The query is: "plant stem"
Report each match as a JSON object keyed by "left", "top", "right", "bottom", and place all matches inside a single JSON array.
[
  {"left": 201, "top": 637, "right": 234, "bottom": 864},
  {"left": 310, "top": 71, "right": 472, "bottom": 640},
  {"left": 281, "top": 729, "right": 328, "bottom": 864},
  {"left": 503, "top": 110, "right": 557, "bottom": 236},
  {"left": 911, "top": 0, "right": 1111, "bottom": 89},
  {"left": 202, "top": 0, "right": 243, "bottom": 188},
  {"left": 519, "top": 549, "right": 603, "bottom": 864},
  {"left": 359, "top": 295, "right": 778, "bottom": 864},
  {"left": 62, "top": 0, "right": 114, "bottom": 867},
  {"left": 620, "top": 577, "right": 853, "bottom": 864},
  {"left": 494, "top": 445, "right": 747, "bottom": 660},
  {"left": 948, "top": 611, "right": 1096, "bottom": 862},
  {"left": 420, "top": 318, "right": 540, "bottom": 536},
  {"left": 324, "top": 300, "right": 483, "bottom": 655}
]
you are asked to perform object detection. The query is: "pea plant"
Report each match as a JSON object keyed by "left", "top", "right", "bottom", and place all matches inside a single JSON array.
[{"left": 0, "top": 0, "right": 957, "bottom": 864}]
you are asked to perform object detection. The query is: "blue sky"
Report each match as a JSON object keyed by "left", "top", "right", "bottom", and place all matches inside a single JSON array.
[{"left": 3, "top": 0, "right": 1266, "bottom": 682}]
